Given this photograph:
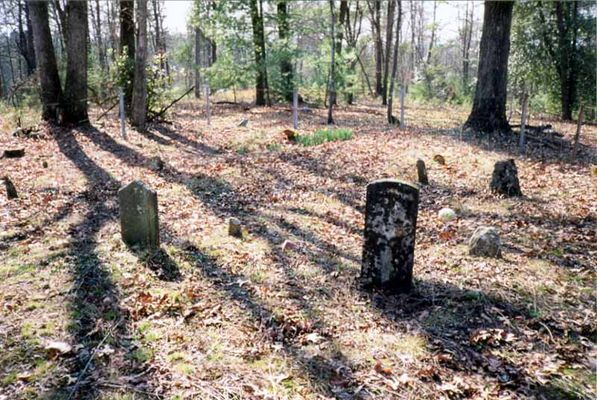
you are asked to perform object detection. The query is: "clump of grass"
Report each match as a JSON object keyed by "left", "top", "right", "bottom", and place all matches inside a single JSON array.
[{"left": 296, "top": 128, "right": 353, "bottom": 147}]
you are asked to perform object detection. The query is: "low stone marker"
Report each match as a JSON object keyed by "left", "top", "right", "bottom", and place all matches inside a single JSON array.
[
  {"left": 2, "top": 176, "right": 18, "bottom": 199},
  {"left": 491, "top": 159, "right": 522, "bottom": 196},
  {"left": 416, "top": 159, "right": 429, "bottom": 185},
  {"left": 118, "top": 181, "right": 159, "bottom": 249},
  {"left": 361, "top": 179, "right": 419, "bottom": 293},
  {"left": 469, "top": 226, "right": 502, "bottom": 258},
  {"left": 228, "top": 217, "right": 243, "bottom": 238}
]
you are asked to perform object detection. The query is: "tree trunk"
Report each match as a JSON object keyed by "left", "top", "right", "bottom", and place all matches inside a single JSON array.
[
  {"left": 28, "top": 1, "right": 62, "bottom": 122},
  {"left": 250, "top": 0, "right": 269, "bottom": 106},
  {"left": 464, "top": 1, "right": 513, "bottom": 134},
  {"left": 194, "top": 27, "right": 201, "bottom": 98},
  {"left": 461, "top": 1, "right": 473, "bottom": 94},
  {"left": 17, "top": 1, "right": 35, "bottom": 75},
  {"left": 63, "top": 0, "right": 89, "bottom": 124},
  {"left": 381, "top": 0, "right": 396, "bottom": 106},
  {"left": 119, "top": 0, "right": 135, "bottom": 111},
  {"left": 387, "top": 1, "right": 401, "bottom": 124},
  {"left": 423, "top": 0, "right": 437, "bottom": 96},
  {"left": 370, "top": 0, "right": 383, "bottom": 96},
  {"left": 132, "top": 0, "right": 148, "bottom": 128},
  {"left": 277, "top": 1, "right": 293, "bottom": 102},
  {"left": 24, "top": 3, "right": 37, "bottom": 73},
  {"left": 94, "top": 0, "right": 106, "bottom": 71},
  {"left": 555, "top": 2, "right": 576, "bottom": 121},
  {"left": 327, "top": 0, "right": 336, "bottom": 124}
]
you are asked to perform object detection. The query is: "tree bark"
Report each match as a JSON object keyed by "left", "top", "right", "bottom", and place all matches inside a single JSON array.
[
  {"left": 63, "top": 0, "right": 89, "bottom": 124},
  {"left": 194, "top": 27, "right": 202, "bottom": 98},
  {"left": 25, "top": 3, "right": 37, "bottom": 73},
  {"left": 277, "top": 1, "right": 293, "bottom": 102},
  {"left": 381, "top": 0, "right": 396, "bottom": 106},
  {"left": 132, "top": 0, "right": 148, "bottom": 128},
  {"left": 387, "top": 1, "right": 401, "bottom": 124},
  {"left": 327, "top": 0, "right": 336, "bottom": 124},
  {"left": 367, "top": 0, "right": 383, "bottom": 96},
  {"left": 28, "top": 1, "right": 62, "bottom": 122},
  {"left": 464, "top": 1, "right": 513, "bottom": 134},
  {"left": 250, "top": 0, "right": 269, "bottom": 106},
  {"left": 119, "top": 0, "right": 135, "bottom": 111},
  {"left": 94, "top": 0, "right": 107, "bottom": 71}
]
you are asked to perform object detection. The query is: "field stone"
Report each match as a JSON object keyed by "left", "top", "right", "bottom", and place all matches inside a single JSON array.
[
  {"left": 228, "top": 217, "right": 243, "bottom": 238},
  {"left": 3, "top": 148, "right": 25, "bottom": 158},
  {"left": 118, "top": 181, "right": 159, "bottom": 249},
  {"left": 490, "top": 159, "right": 522, "bottom": 197},
  {"left": 469, "top": 226, "right": 502, "bottom": 258},
  {"left": 438, "top": 207, "right": 457, "bottom": 222},
  {"left": 433, "top": 154, "right": 446, "bottom": 165},
  {"left": 361, "top": 179, "right": 419, "bottom": 293},
  {"left": 149, "top": 156, "right": 164, "bottom": 171}
]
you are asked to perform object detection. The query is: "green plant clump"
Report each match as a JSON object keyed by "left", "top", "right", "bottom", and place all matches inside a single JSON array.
[{"left": 296, "top": 128, "right": 353, "bottom": 147}]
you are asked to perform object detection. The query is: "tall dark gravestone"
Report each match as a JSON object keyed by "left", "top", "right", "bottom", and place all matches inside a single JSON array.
[
  {"left": 118, "top": 181, "right": 159, "bottom": 249},
  {"left": 361, "top": 179, "right": 419, "bottom": 293}
]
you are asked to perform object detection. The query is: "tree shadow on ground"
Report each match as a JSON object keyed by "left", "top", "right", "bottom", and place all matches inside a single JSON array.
[
  {"left": 360, "top": 278, "right": 588, "bottom": 399},
  {"left": 422, "top": 127, "right": 595, "bottom": 167},
  {"left": 42, "top": 127, "right": 180, "bottom": 399}
]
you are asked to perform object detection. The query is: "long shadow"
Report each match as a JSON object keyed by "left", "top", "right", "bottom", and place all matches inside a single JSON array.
[
  {"left": 422, "top": 126, "right": 596, "bottom": 167},
  {"left": 362, "top": 278, "right": 590, "bottom": 399},
  {"left": 45, "top": 127, "right": 171, "bottom": 399},
  {"left": 180, "top": 244, "right": 361, "bottom": 397},
  {"left": 76, "top": 124, "right": 374, "bottom": 396},
  {"left": 0, "top": 198, "right": 77, "bottom": 245}
]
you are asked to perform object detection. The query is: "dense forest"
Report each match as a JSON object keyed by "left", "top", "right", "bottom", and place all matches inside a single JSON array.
[{"left": 0, "top": 1, "right": 596, "bottom": 399}]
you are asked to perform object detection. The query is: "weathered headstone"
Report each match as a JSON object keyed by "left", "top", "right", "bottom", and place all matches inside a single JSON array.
[
  {"left": 228, "top": 217, "right": 243, "bottom": 238},
  {"left": 469, "top": 226, "right": 501, "bottom": 258},
  {"left": 490, "top": 159, "right": 522, "bottom": 197},
  {"left": 416, "top": 159, "right": 429, "bottom": 185},
  {"left": 361, "top": 179, "right": 419, "bottom": 293},
  {"left": 2, "top": 176, "right": 18, "bottom": 199},
  {"left": 118, "top": 181, "right": 159, "bottom": 249}
]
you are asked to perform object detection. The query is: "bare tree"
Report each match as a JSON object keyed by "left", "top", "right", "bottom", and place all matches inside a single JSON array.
[
  {"left": 120, "top": 0, "right": 135, "bottom": 111},
  {"left": 382, "top": 0, "right": 397, "bottom": 105}
]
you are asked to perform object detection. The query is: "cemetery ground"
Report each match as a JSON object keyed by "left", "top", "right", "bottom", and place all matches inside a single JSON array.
[{"left": 0, "top": 99, "right": 596, "bottom": 400}]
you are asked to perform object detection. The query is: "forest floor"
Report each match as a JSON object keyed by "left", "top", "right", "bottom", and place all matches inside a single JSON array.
[{"left": 0, "top": 100, "right": 596, "bottom": 400}]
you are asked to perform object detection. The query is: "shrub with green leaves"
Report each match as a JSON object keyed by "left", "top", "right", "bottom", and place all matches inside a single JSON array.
[{"left": 296, "top": 128, "right": 353, "bottom": 147}]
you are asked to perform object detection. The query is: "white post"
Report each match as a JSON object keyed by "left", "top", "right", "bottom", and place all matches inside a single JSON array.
[
  {"left": 519, "top": 90, "right": 528, "bottom": 155},
  {"left": 118, "top": 87, "right": 127, "bottom": 140},
  {"left": 292, "top": 88, "right": 299, "bottom": 130},
  {"left": 205, "top": 83, "right": 211, "bottom": 126},
  {"left": 399, "top": 85, "right": 405, "bottom": 129}
]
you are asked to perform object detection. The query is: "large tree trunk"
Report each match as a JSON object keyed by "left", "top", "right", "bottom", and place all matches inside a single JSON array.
[
  {"left": 464, "top": 1, "right": 513, "bottom": 134},
  {"left": 277, "top": 1, "right": 293, "bottom": 102},
  {"left": 250, "top": 0, "right": 269, "bottom": 106},
  {"left": 17, "top": 1, "right": 36, "bottom": 75},
  {"left": 381, "top": 0, "right": 396, "bottom": 106},
  {"left": 131, "top": 0, "right": 148, "bottom": 128},
  {"left": 119, "top": 0, "right": 135, "bottom": 112},
  {"left": 63, "top": 0, "right": 89, "bottom": 124},
  {"left": 28, "top": 1, "right": 62, "bottom": 122}
]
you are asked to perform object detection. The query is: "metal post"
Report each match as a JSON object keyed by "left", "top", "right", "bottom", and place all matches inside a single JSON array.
[
  {"left": 205, "top": 83, "right": 211, "bottom": 126},
  {"left": 118, "top": 87, "right": 127, "bottom": 140},
  {"left": 292, "top": 88, "right": 299, "bottom": 130},
  {"left": 399, "top": 85, "right": 405, "bottom": 129}
]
